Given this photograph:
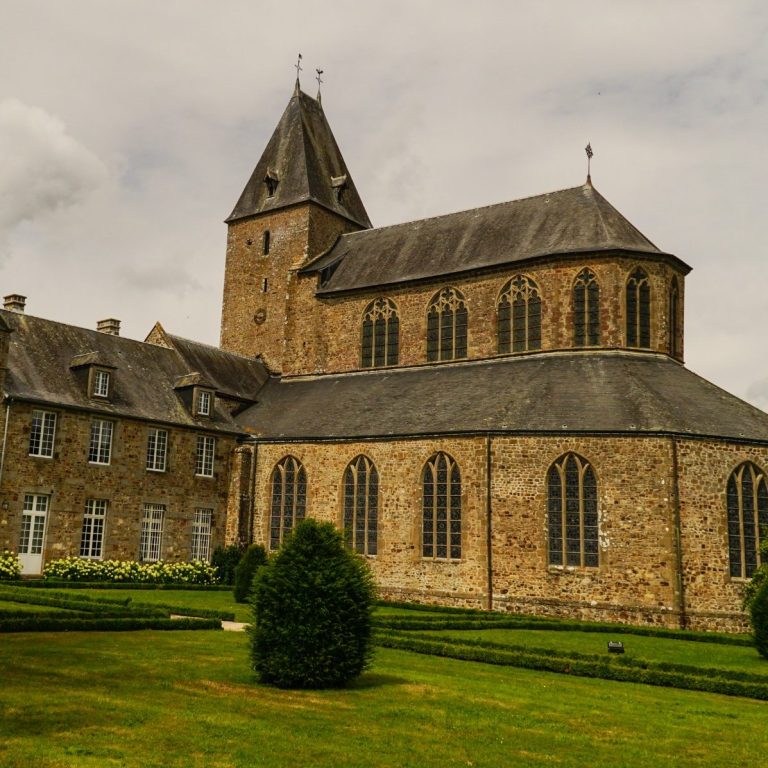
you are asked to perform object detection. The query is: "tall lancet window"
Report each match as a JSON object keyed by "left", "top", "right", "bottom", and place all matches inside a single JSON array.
[
  {"left": 427, "top": 288, "right": 468, "bottom": 362},
  {"left": 422, "top": 452, "right": 462, "bottom": 559},
  {"left": 669, "top": 277, "right": 680, "bottom": 358},
  {"left": 343, "top": 455, "right": 378, "bottom": 556},
  {"left": 727, "top": 462, "right": 768, "bottom": 579},
  {"left": 497, "top": 275, "right": 542, "bottom": 353},
  {"left": 548, "top": 453, "right": 599, "bottom": 568},
  {"left": 626, "top": 268, "right": 651, "bottom": 348},
  {"left": 573, "top": 269, "right": 600, "bottom": 347},
  {"left": 361, "top": 298, "right": 399, "bottom": 368},
  {"left": 269, "top": 456, "right": 307, "bottom": 551}
]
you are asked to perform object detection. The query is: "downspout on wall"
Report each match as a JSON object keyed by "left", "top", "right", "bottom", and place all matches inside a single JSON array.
[
  {"left": 486, "top": 435, "right": 493, "bottom": 611},
  {"left": 670, "top": 437, "right": 687, "bottom": 629}
]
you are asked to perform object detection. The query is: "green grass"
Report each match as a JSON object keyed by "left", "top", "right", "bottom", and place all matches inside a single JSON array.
[
  {"left": 419, "top": 627, "right": 768, "bottom": 675},
  {"left": 0, "top": 599, "right": 72, "bottom": 614},
  {"left": 1, "top": 630, "right": 767, "bottom": 767}
]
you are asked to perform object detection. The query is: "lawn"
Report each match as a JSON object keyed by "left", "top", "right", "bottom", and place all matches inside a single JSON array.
[{"left": 1, "top": 629, "right": 767, "bottom": 768}]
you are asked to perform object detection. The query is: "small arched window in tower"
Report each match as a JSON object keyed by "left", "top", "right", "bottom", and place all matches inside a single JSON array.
[
  {"left": 727, "top": 462, "right": 768, "bottom": 579},
  {"left": 263, "top": 230, "right": 270, "bottom": 255},
  {"left": 497, "top": 275, "right": 541, "bottom": 353},
  {"left": 573, "top": 269, "right": 600, "bottom": 347},
  {"left": 361, "top": 298, "right": 399, "bottom": 368},
  {"left": 669, "top": 277, "right": 680, "bottom": 358},
  {"left": 269, "top": 456, "right": 307, "bottom": 551},
  {"left": 547, "top": 453, "right": 598, "bottom": 568},
  {"left": 422, "top": 452, "right": 461, "bottom": 559},
  {"left": 626, "top": 268, "right": 651, "bottom": 348},
  {"left": 264, "top": 170, "right": 279, "bottom": 197},
  {"left": 343, "top": 455, "right": 378, "bottom": 556},
  {"left": 427, "top": 287, "right": 468, "bottom": 362}
]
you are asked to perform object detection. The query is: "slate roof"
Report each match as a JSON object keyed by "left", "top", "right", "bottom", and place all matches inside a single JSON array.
[
  {"left": 236, "top": 351, "right": 768, "bottom": 443},
  {"left": 1, "top": 310, "right": 267, "bottom": 434},
  {"left": 226, "top": 87, "right": 371, "bottom": 228},
  {"left": 307, "top": 183, "right": 689, "bottom": 295}
]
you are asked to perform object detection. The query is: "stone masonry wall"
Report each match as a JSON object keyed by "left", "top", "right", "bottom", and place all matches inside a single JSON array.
[{"left": 0, "top": 402, "right": 236, "bottom": 572}]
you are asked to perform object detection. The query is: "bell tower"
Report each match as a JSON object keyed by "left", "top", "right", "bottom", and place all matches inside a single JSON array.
[{"left": 220, "top": 83, "right": 370, "bottom": 372}]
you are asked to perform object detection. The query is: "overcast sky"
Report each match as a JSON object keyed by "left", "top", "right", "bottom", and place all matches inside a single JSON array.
[{"left": 1, "top": 1, "right": 767, "bottom": 408}]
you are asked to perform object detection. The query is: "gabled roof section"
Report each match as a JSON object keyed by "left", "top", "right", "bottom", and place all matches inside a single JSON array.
[
  {"left": 226, "top": 87, "right": 371, "bottom": 229},
  {"left": 0, "top": 310, "right": 268, "bottom": 433},
  {"left": 307, "top": 183, "right": 689, "bottom": 295},
  {"left": 236, "top": 352, "right": 768, "bottom": 443}
]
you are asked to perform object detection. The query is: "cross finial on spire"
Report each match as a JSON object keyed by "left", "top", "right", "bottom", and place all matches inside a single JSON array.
[
  {"left": 294, "top": 53, "right": 303, "bottom": 91},
  {"left": 585, "top": 142, "right": 594, "bottom": 185},
  {"left": 315, "top": 68, "right": 324, "bottom": 103}
]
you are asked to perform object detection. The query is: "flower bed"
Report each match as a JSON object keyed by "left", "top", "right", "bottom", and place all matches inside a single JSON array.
[
  {"left": 43, "top": 557, "right": 219, "bottom": 585},
  {"left": 0, "top": 551, "right": 21, "bottom": 581}
]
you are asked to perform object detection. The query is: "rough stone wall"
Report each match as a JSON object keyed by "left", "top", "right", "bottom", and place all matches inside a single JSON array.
[
  {"left": 675, "top": 438, "right": 768, "bottom": 631},
  {"left": 0, "top": 402, "right": 235, "bottom": 570},
  {"left": 220, "top": 203, "right": 362, "bottom": 370},
  {"left": 281, "top": 256, "right": 686, "bottom": 377}
]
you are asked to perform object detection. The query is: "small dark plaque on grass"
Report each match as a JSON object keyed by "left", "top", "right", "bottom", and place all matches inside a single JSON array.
[{"left": 608, "top": 641, "right": 625, "bottom": 653}]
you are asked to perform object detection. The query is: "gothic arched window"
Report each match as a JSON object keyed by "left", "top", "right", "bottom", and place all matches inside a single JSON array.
[
  {"left": 669, "top": 277, "right": 680, "bottom": 358},
  {"left": 626, "top": 268, "right": 651, "bottom": 348},
  {"left": 573, "top": 269, "right": 600, "bottom": 347},
  {"left": 422, "top": 452, "right": 462, "bottom": 559},
  {"left": 269, "top": 456, "right": 307, "bottom": 550},
  {"left": 343, "top": 455, "right": 378, "bottom": 556},
  {"left": 727, "top": 462, "right": 768, "bottom": 578},
  {"left": 547, "top": 453, "right": 598, "bottom": 568},
  {"left": 361, "top": 298, "right": 399, "bottom": 368},
  {"left": 498, "top": 275, "right": 541, "bottom": 353},
  {"left": 426, "top": 288, "right": 468, "bottom": 362}
]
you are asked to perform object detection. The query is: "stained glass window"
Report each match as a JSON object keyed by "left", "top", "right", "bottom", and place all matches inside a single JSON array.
[
  {"left": 498, "top": 276, "right": 541, "bottom": 353},
  {"left": 361, "top": 299, "right": 399, "bottom": 368},
  {"left": 626, "top": 268, "right": 651, "bottom": 348},
  {"left": 427, "top": 288, "right": 468, "bottom": 362},
  {"left": 423, "top": 452, "right": 461, "bottom": 559},
  {"left": 269, "top": 456, "right": 307, "bottom": 551},
  {"left": 727, "top": 462, "right": 768, "bottom": 578},
  {"left": 343, "top": 455, "right": 378, "bottom": 555},
  {"left": 573, "top": 269, "right": 600, "bottom": 346}
]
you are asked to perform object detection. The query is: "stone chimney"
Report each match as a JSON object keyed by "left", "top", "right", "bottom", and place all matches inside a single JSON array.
[
  {"left": 3, "top": 294, "right": 26, "bottom": 313},
  {"left": 96, "top": 318, "right": 121, "bottom": 336}
]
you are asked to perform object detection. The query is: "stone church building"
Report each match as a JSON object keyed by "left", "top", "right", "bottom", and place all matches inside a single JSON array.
[{"left": 2, "top": 83, "right": 767, "bottom": 631}]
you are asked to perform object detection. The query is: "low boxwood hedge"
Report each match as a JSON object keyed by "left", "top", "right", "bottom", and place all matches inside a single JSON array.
[{"left": 0, "top": 616, "right": 221, "bottom": 633}]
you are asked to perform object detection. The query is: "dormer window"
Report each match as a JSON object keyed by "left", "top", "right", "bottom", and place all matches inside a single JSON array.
[
  {"left": 264, "top": 170, "right": 279, "bottom": 197},
  {"left": 93, "top": 369, "right": 110, "bottom": 398},
  {"left": 331, "top": 174, "right": 347, "bottom": 203},
  {"left": 196, "top": 388, "right": 213, "bottom": 417}
]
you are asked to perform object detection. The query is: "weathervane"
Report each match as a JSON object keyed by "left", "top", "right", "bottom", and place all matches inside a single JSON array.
[
  {"left": 585, "top": 142, "right": 594, "bottom": 184},
  {"left": 316, "top": 68, "right": 324, "bottom": 101},
  {"left": 294, "top": 53, "right": 303, "bottom": 84}
]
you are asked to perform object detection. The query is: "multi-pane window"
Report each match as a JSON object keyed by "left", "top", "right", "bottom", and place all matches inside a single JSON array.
[
  {"left": 269, "top": 456, "right": 307, "bottom": 550},
  {"left": 498, "top": 275, "right": 541, "bottom": 353},
  {"left": 573, "top": 269, "right": 600, "bottom": 347},
  {"left": 626, "top": 268, "right": 651, "bottom": 348},
  {"left": 727, "top": 462, "right": 768, "bottom": 579},
  {"left": 93, "top": 369, "right": 110, "bottom": 398},
  {"left": 548, "top": 453, "right": 599, "bottom": 568},
  {"left": 669, "top": 278, "right": 680, "bottom": 358},
  {"left": 197, "top": 390, "right": 212, "bottom": 416},
  {"left": 139, "top": 503, "right": 165, "bottom": 562},
  {"left": 88, "top": 419, "right": 113, "bottom": 465},
  {"left": 28, "top": 410, "right": 56, "bottom": 457},
  {"left": 146, "top": 428, "right": 168, "bottom": 472},
  {"left": 19, "top": 494, "right": 48, "bottom": 556},
  {"left": 80, "top": 499, "right": 107, "bottom": 559},
  {"left": 191, "top": 507, "right": 213, "bottom": 561},
  {"left": 422, "top": 452, "right": 462, "bottom": 559},
  {"left": 343, "top": 455, "right": 378, "bottom": 556},
  {"left": 427, "top": 287, "right": 468, "bottom": 362},
  {"left": 195, "top": 436, "right": 215, "bottom": 477},
  {"left": 361, "top": 298, "right": 399, "bottom": 368}
]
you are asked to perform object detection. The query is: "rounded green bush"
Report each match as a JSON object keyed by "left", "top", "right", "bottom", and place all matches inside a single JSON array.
[
  {"left": 211, "top": 544, "right": 245, "bottom": 585},
  {"left": 250, "top": 518, "right": 376, "bottom": 688},
  {"left": 233, "top": 544, "right": 268, "bottom": 603},
  {"left": 751, "top": 577, "right": 768, "bottom": 659}
]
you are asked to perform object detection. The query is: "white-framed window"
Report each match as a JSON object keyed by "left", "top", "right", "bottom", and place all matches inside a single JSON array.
[
  {"left": 196, "top": 389, "right": 212, "bottom": 417},
  {"left": 20, "top": 494, "right": 49, "bottom": 556},
  {"left": 93, "top": 369, "right": 111, "bottom": 398},
  {"left": 139, "top": 503, "right": 165, "bottom": 562},
  {"left": 80, "top": 499, "right": 107, "bottom": 559},
  {"left": 191, "top": 507, "right": 213, "bottom": 561},
  {"left": 88, "top": 419, "right": 113, "bottom": 465},
  {"left": 146, "top": 428, "right": 168, "bottom": 472},
  {"left": 29, "top": 410, "right": 57, "bottom": 458},
  {"left": 195, "top": 435, "right": 215, "bottom": 477}
]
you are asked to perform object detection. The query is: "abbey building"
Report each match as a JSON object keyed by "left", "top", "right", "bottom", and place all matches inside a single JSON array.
[{"left": 2, "top": 83, "right": 767, "bottom": 631}]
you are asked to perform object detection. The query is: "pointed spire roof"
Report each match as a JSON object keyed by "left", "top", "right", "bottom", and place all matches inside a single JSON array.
[{"left": 226, "top": 89, "right": 371, "bottom": 228}]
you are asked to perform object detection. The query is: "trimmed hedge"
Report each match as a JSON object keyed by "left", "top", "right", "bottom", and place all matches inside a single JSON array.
[
  {"left": 375, "top": 632, "right": 768, "bottom": 701},
  {"left": 0, "top": 616, "right": 221, "bottom": 633},
  {"left": 750, "top": 577, "right": 768, "bottom": 659}
]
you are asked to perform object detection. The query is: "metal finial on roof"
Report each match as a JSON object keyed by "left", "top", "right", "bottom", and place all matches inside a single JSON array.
[
  {"left": 294, "top": 53, "right": 303, "bottom": 92},
  {"left": 585, "top": 142, "right": 594, "bottom": 185},
  {"left": 315, "top": 68, "right": 324, "bottom": 103}
]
